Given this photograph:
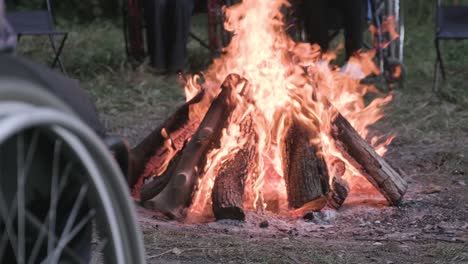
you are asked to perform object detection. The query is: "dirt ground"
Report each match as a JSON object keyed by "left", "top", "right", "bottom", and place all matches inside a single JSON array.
[{"left": 101, "top": 86, "right": 467, "bottom": 264}]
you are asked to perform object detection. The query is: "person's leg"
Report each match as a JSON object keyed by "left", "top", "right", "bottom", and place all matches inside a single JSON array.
[
  {"left": 143, "top": 0, "right": 155, "bottom": 66},
  {"left": 144, "top": 0, "right": 169, "bottom": 69},
  {"left": 341, "top": 0, "right": 364, "bottom": 59},
  {"left": 166, "top": 0, "right": 194, "bottom": 72},
  {"left": 301, "top": 0, "right": 329, "bottom": 53}
]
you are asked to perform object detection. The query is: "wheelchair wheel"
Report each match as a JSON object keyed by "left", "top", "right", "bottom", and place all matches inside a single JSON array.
[{"left": 0, "top": 79, "right": 146, "bottom": 263}]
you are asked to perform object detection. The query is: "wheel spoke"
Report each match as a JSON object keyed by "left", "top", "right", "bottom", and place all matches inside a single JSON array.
[
  {"left": 47, "top": 139, "right": 62, "bottom": 255},
  {"left": 29, "top": 161, "right": 74, "bottom": 264},
  {"left": 0, "top": 233, "right": 8, "bottom": 261},
  {"left": 17, "top": 134, "right": 26, "bottom": 264},
  {"left": 43, "top": 183, "right": 90, "bottom": 263},
  {"left": 61, "top": 183, "right": 89, "bottom": 240},
  {"left": 0, "top": 194, "right": 18, "bottom": 261},
  {"left": 0, "top": 131, "right": 40, "bottom": 262},
  {"left": 0, "top": 146, "right": 6, "bottom": 259},
  {"left": 25, "top": 211, "right": 87, "bottom": 264},
  {"left": 57, "top": 209, "right": 96, "bottom": 260},
  {"left": 0, "top": 108, "right": 144, "bottom": 263},
  {"left": 23, "top": 131, "right": 39, "bottom": 180},
  {"left": 44, "top": 209, "right": 96, "bottom": 264},
  {"left": 91, "top": 238, "right": 108, "bottom": 264}
]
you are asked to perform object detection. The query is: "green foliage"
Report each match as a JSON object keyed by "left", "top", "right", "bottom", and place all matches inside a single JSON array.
[
  {"left": 62, "top": 21, "right": 126, "bottom": 78},
  {"left": 403, "top": 0, "right": 436, "bottom": 25},
  {"left": 8, "top": 0, "right": 120, "bottom": 22}
]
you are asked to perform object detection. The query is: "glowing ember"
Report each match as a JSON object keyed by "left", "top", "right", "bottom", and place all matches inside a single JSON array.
[{"left": 180, "top": 0, "right": 395, "bottom": 220}]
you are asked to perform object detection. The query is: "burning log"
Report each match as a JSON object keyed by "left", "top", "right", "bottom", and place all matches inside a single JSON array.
[
  {"left": 128, "top": 91, "right": 206, "bottom": 189},
  {"left": 140, "top": 74, "right": 242, "bottom": 219},
  {"left": 127, "top": 0, "right": 409, "bottom": 224},
  {"left": 212, "top": 116, "right": 257, "bottom": 220},
  {"left": 328, "top": 177, "right": 349, "bottom": 209},
  {"left": 330, "top": 114, "right": 407, "bottom": 205},
  {"left": 139, "top": 147, "right": 184, "bottom": 202},
  {"left": 327, "top": 158, "right": 349, "bottom": 209},
  {"left": 282, "top": 120, "right": 329, "bottom": 210}
]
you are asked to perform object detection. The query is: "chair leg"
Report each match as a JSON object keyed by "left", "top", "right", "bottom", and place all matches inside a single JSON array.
[
  {"left": 435, "top": 38, "right": 446, "bottom": 80},
  {"left": 49, "top": 33, "right": 68, "bottom": 74},
  {"left": 189, "top": 32, "right": 210, "bottom": 51},
  {"left": 433, "top": 59, "right": 440, "bottom": 93}
]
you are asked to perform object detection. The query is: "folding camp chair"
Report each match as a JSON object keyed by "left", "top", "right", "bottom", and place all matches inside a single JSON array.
[
  {"left": 6, "top": 0, "right": 68, "bottom": 73},
  {"left": 433, "top": 0, "right": 468, "bottom": 92}
]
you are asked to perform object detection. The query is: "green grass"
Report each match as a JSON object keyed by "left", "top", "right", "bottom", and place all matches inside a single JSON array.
[
  {"left": 14, "top": 12, "right": 468, "bottom": 149},
  {"left": 385, "top": 19, "right": 468, "bottom": 146}
]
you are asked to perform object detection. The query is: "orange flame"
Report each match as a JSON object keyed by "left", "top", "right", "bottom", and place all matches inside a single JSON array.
[{"left": 183, "top": 0, "right": 395, "bottom": 220}]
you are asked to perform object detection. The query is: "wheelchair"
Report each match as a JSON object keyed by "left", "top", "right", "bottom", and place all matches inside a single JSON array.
[{"left": 0, "top": 55, "right": 146, "bottom": 263}]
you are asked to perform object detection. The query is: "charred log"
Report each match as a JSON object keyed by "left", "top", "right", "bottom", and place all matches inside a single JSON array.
[
  {"left": 330, "top": 114, "right": 407, "bottom": 205},
  {"left": 139, "top": 146, "right": 184, "bottom": 202},
  {"left": 128, "top": 91, "right": 206, "bottom": 189},
  {"left": 328, "top": 175, "right": 349, "bottom": 209},
  {"left": 326, "top": 158, "right": 349, "bottom": 209},
  {"left": 282, "top": 120, "right": 329, "bottom": 210},
  {"left": 140, "top": 74, "right": 245, "bottom": 219},
  {"left": 212, "top": 116, "right": 256, "bottom": 221}
]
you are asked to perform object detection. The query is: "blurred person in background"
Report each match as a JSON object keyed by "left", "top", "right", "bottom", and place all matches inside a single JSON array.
[
  {"left": 300, "top": 0, "right": 365, "bottom": 60},
  {"left": 143, "top": 0, "right": 195, "bottom": 74}
]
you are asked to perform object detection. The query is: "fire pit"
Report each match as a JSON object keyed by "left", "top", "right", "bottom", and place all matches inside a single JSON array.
[{"left": 128, "top": 0, "right": 407, "bottom": 222}]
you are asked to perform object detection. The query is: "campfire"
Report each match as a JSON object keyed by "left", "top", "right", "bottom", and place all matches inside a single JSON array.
[{"left": 128, "top": 0, "right": 407, "bottom": 222}]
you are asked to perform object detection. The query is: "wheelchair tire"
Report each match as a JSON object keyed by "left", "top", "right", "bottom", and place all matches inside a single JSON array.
[{"left": 0, "top": 79, "right": 146, "bottom": 263}]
